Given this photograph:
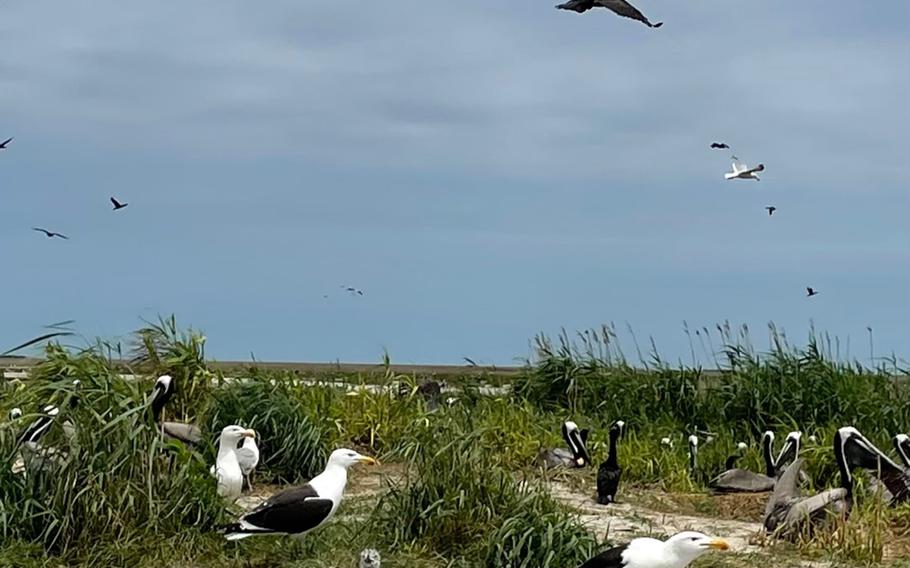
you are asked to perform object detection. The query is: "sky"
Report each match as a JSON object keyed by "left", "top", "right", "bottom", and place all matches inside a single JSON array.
[{"left": 0, "top": 1, "right": 908, "bottom": 366}]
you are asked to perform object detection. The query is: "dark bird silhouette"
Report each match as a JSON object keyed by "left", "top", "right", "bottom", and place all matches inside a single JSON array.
[
  {"left": 556, "top": 0, "right": 662, "bottom": 28},
  {"left": 32, "top": 227, "right": 69, "bottom": 240},
  {"left": 597, "top": 420, "right": 625, "bottom": 504},
  {"left": 344, "top": 287, "right": 364, "bottom": 296},
  {"left": 0, "top": 137, "right": 13, "bottom": 149},
  {"left": 110, "top": 197, "right": 128, "bottom": 210},
  {"left": 806, "top": 287, "right": 819, "bottom": 297},
  {"left": 766, "top": 206, "right": 777, "bottom": 216},
  {"left": 710, "top": 142, "right": 730, "bottom": 150}
]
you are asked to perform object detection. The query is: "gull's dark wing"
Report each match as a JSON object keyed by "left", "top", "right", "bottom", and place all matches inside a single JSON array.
[
  {"left": 556, "top": 0, "right": 595, "bottom": 13},
  {"left": 241, "top": 483, "right": 334, "bottom": 534},
  {"left": 598, "top": 0, "right": 661, "bottom": 27},
  {"left": 578, "top": 544, "right": 626, "bottom": 568}
]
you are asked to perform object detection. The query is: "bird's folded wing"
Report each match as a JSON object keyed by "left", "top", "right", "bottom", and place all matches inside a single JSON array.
[
  {"left": 242, "top": 484, "right": 333, "bottom": 533},
  {"left": 877, "top": 465, "right": 910, "bottom": 504},
  {"left": 784, "top": 488, "right": 847, "bottom": 526},
  {"left": 578, "top": 544, "right": 625, "bottom": 568},
  {"left": 764, "top": 457, "right": 804, "bottom": 519},
  {"left": 161, "top": 422, "right": 203, "bottom": 444}
]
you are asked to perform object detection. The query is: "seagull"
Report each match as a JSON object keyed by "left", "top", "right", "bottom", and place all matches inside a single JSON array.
[
  {"left": 710, "top": 142, "right": 730, "bottom": 150},
  {"left": 359, "top": 549, "right": 381, "bottom": 568},
  {"left": 220, "top": 448, "right": 377, "bottom": 540},
  {"left": 110, "top": 197, "right": 128, "bottom": 210},
  {"left": 236, "top": 433, "right": 261, "bottom": 491},
  {"left": 765, "top": 206, "right": 777, "bottom": 216},
  {"left": 578, "top": 531, "right": 728, "bottom": 568},
  {"left": 806, "top": 287, "right": 819, "bottom": 297},
  {"left": 555, "top": 0, "right": 662, "bottom": 28},
  {"left": 32, "top": 227, "right": 69, "bottom": 239},
  {"left": 214, "top": 426, "right": 255, "bottom": 501},
  {"left": 0, "top": 137, "right": 12, "bottom": 149},
  {"left": 724, "top": 159, "right": 764, "bottom": 181}
]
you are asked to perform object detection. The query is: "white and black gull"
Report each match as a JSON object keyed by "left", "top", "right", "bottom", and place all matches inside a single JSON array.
[
  {"left": 221, "top": 448, "right": 377, "bottom": 540},
  {"left": 578, "top": 531, "right": 729, "bottom": 568}
]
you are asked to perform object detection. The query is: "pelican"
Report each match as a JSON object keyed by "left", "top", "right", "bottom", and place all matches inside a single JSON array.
[
  {"left": 535, "top": 421, "right": 591, "bottom": 469},
  {"left": 725, "top": 159, "right": 764, "bottom": 181},
  {"left": 763, "top": 427, "right": 893, "bottom": 537},
  {"left": 895, "top": 434, "right": 910, "bottom": 468},
  {"left": 596, "top": 420, "right": 625, "bottom": 504},
  {"left": 709, "top": 437, "right": 780, "bottom": 494},
  {"left": 149, "top": 375, "right": 203, "bottom": 445}
]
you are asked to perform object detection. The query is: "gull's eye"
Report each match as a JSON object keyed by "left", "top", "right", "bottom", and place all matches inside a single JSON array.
[{"left": 690, "top": 537, "right": 699, "bottom": 541}]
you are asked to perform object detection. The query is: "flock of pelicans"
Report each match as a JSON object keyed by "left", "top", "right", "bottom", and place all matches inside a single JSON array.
[{"left": 6, "top": 375, "right": 910, "bottom": 567}]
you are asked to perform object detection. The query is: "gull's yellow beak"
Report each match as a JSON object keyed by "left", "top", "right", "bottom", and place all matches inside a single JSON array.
[
  {"left": 706, "top": 538, "right": 729, "bottom": 551},
  {"left": 358, "top": 455, "right": 379, "bottom": 466},
  {"left": 243, "top": 429, "right": 256, "bottom": 439}
]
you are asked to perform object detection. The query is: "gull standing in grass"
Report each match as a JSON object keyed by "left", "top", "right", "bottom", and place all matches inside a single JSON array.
[
  {"left": 578, "top": 531, "right": 729, "bottom": 568},
  {"left": 236, "top": 433, "right": 260, "bottom": 491},
  {"left": 214, "top": 426, "right": 256, "bottom": 501},
  {"left": 220, "top": 448, "right": 377, "bottom": 540}
]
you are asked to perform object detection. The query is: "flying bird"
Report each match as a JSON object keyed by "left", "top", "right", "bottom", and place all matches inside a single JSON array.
[
  {"left": 555, "top": 0, "right": 663, "bottom": 28},
  {"left": 110, "top": 197, "right": 128, "bottom": 210},
  {"left": 806, "top": 287, "right": 819, "bottom": 297},
  {"left": 32, "top": 227, "right": 69, "bottom": 240},
  {"left": 710, "top": 142, "right": 730, "bottom": 150},
  {"left": 765, "top": 206, "right": 777, "bottom": 216},
  {"left": 725, "top": 160, "right": 764, "bottom": 181},
  {"left": 0, "top": 137, "right": 13, "bottom": 149}
]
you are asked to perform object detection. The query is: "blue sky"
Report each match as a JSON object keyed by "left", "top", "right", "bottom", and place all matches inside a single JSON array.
[{"left": 1, "top": 1, "right": 908, "bottom": 365}]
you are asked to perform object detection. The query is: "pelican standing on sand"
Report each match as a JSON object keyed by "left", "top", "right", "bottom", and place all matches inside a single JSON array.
[
  {"left": 578, "top": 531, "right": 729, "bottom": 568},
  {"left": 221, "top": 448, "right": 378, "bottom": 539},
  {"left": 597, "top": 420, "right": 625, "bottom": 504},
  {"left": 214, "top": 426, "right": 256, "bottom": 501}
]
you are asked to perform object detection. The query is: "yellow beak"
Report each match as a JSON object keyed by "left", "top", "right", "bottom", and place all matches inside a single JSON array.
[
  {"left": 358, "top": 456, "right": 379, "bottom": 466},
  {"left": 243, "top": 429, "right": 256, "bottom": 439},
  {"left": 706, "top": 538, "right": 729, "bottom": 551}
]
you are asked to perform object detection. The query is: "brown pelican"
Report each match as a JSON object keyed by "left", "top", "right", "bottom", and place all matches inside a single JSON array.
[
  {"left": 596, "top": 420, "right": 625, "bottom": 504},
  {"left": 535, "top": 421, "right": 591, "bottom": 469},
  {"left": 709, "top": 433, "right": 780, "bottom": 493},
  {"left": 895, "top": 434, "right": 910, "bottom": 468},
  {"left": 763, "top": 427, "right": 895, "bottom": 537},
  {"left": 150, "top": 375, "right": 202, "bottom": 445},
  {"left": 555, "top": 0, "right": 663, "bottom": 28}
]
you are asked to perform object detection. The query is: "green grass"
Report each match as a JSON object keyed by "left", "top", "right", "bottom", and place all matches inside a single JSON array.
[{"left": 2, "top": 317, "right": 910, "bottom": 566}]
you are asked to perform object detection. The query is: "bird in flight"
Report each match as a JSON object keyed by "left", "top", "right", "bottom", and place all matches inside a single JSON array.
[
  {"left": 765, "top": 206, "right": 777, "bottom": 216},
  {"left": 32, "top": 227, "right": 69, "bottom": 240},
  {"left": 110, "top": 197, "right": 128, "bottom": 210},
  {"left": 806, "top": 287, "right": 819, "bottom": 297},
  {"left": 0, "top": 137, "right": 13, "bottom": 149},
  {"left": 556, "top": 0, "right": 662, "bottom": 28},
  {"left": 340, "top": 285, "right": 364, "bottom": 296},
  {"left": 710, "top": 142, "right": 730, "bottom": 150},
  {"left": 725, "top": 159, "right": 764, "bottom": 181}
]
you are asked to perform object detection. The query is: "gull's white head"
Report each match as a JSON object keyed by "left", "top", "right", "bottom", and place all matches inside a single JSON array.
[
  {"left": 664, "top": 531, "right": 729, "bottom": 563},
  {"left": 327, "top": 448, "right": 379, "bottom": 469},
  {"left": 9, "top": 407, "right": 22, "bottom": 420},
  {"left": 219, "top": 425, "right": 255, "bottom": 448}
]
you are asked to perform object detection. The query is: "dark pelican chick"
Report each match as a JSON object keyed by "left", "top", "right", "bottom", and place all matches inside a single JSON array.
[
  {"left": 578, "top": 531, "right": 728, "bottom": 568},
  {"left": 763, "top": 427, "right": 889, "bottom": 537},
  {"left": 710, "top": 432, "right": 787, "bottom": 493},
  {"left": 535, "top": 421, "right": 591, "bottom": 469},
  {"left": 597, "top": 420, "right": 625, "bottom": 504},
  {"left": 149, "top": 375, "right": 202, "bottom": 445}
]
